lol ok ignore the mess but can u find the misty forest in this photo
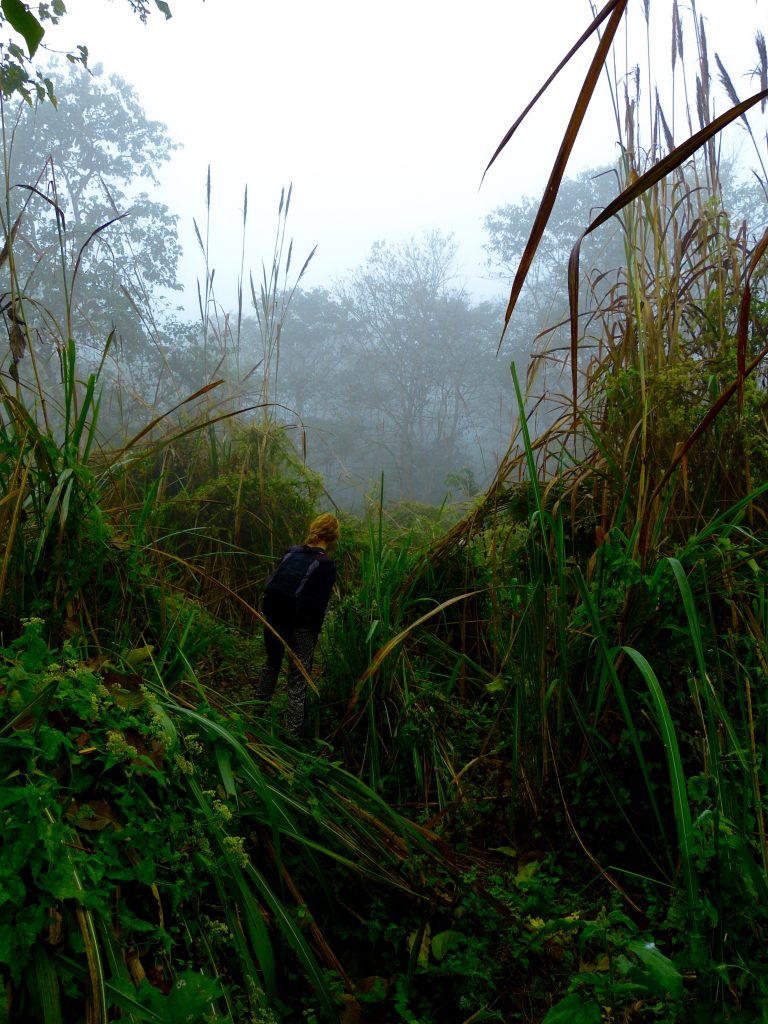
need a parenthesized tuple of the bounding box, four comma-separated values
(1, 1, 768, 1022)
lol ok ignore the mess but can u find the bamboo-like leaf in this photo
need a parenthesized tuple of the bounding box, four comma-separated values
(41, 809, 107, 1024)
(667, 556, 744, 772)
(498, 0, 629, 349)
(215, 742, 237, 799)
(58, 475, 74, 531)
(244, 858, 338, 1020)
(0, 209, 26, 267)
(93, 919, 141, 1024)
(70, 372, 98, 453)
(689, 480, 768, 545)
(33, 468, 74, 567)
(165, 696, 442, 890)
(187, 779, 277, 997)
(0, 453, 33, 605)
(482, 0, 626, 182)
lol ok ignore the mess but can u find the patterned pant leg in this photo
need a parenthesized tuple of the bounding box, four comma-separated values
(285, 628, 317, 735)
(255, 621, 285, 706)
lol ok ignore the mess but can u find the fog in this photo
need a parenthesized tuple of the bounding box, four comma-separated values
(43, 0, 759, 310)
(4, 0, 766, 509)
(42, 0, 630, 308)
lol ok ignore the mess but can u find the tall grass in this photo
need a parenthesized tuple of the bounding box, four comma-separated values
(2, 3, 768, 1020)
(336, 3, 768, 1016)
(0, 135, 464, 1022)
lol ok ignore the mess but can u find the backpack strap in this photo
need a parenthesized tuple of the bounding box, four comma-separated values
(295, 556, 320, 596)
(265, 545, 325, 598)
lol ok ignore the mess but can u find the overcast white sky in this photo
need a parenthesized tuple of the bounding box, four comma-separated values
(37, 0, 768, 316)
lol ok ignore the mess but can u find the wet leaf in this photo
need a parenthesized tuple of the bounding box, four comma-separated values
(1, 0, 44, 57)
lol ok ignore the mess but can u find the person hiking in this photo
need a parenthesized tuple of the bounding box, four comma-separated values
(255, 513, 340, 736)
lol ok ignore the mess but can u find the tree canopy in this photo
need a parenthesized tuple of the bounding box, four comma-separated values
(256, 235, 512, 505)
(3, 63, 181, 397)
(0, 0, 172, 101)
(10, 63, 180, 285)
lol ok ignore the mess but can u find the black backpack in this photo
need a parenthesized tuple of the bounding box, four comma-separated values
(264, 546, 321, 600)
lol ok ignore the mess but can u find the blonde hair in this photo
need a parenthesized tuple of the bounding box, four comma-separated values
(305, 513, 340, 547)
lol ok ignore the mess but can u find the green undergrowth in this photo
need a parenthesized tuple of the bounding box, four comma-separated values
(0, 618, 466, 1023)
(0, 606, 720, 1024)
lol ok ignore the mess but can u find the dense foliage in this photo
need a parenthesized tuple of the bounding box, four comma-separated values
(0, 2, 767, 1022)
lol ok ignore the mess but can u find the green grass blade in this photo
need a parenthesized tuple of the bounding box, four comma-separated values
(573, 570, 671, 869)
(667, 556, 745, 771)
(31, 942, 63, 1024)
(621, 646, 700, 923)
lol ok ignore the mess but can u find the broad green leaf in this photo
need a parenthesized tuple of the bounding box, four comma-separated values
(154, 0, 172, 18)
(542, 993, 601, 1024)
(0, 786, 28, 811)
(1, 0, 44, 57)
(431, 930, 466, 962)
(628, 940, 684, 999)
(124, 645, 155, 667)
(165, 971, 221, 1020)
(515, 859, 540, 886)
(214, 742, 237, 798)
(489, 845, 517, 858)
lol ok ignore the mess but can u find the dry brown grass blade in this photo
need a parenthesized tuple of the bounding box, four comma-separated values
(0, 453, 33, 606)
(76, 903, 106, 1024)
(0, 210, 24, 268)
(114, 379, 225, 454)
(498, 0, 628, 351)
(481, 0, 625, 184)
(567, 84, 768, 413)
(737, 226, 768, 414)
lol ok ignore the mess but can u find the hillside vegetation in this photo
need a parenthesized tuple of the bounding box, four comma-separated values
(0, 2, 767, 1022)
